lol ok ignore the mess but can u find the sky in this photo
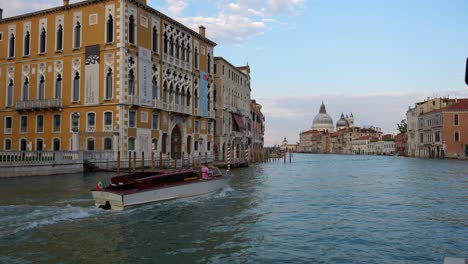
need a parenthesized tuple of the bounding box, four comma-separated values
(2, 0, 468, 146)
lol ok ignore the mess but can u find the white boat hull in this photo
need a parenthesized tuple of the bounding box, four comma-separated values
(92, 177, 229, 210)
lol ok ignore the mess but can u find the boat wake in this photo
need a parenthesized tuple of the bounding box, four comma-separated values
(0, 204, 103, 238)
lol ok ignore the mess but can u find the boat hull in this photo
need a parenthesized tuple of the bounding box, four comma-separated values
(92, 176, 229, 210)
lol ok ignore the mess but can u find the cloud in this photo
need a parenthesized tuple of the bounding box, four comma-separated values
(0, 0, 81, 17)
(171, 0, 304, 44)
(259, 89, 468, 146)
(166, 0, 189, 16)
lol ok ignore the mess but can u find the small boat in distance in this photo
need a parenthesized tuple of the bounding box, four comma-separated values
(91, 167, 230, 210)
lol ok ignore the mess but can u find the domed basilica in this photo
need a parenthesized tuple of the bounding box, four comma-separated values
(311, 102, 354, 132)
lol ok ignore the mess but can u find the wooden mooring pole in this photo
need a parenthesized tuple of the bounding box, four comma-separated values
(133, 151, 136, 174)
(117, 151, 121, 175)
(141, 152, 145, 173)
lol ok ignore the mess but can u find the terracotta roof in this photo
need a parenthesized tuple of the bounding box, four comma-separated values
(423, 99, 468, 115)
(355, 136, 378, 141)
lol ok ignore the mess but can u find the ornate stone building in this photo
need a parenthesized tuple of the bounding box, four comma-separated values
(213, 57, 251, 161)
(0, 0, 216, 160)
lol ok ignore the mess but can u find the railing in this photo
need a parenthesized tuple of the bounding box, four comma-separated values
(83, 151, 114, 161)
(16, 98, 62, 111)
(127, 95, 140, 105)
(153, 99, 164, 110)
(0, 151, 83, 164)
(104, 125, 113, 132)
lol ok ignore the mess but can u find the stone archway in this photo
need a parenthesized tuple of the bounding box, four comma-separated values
(171, 125, 182, 159)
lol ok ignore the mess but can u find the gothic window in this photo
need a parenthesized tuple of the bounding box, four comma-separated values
(128, 15, 135, 44)
(152, 26, 158, 52)
(38, 75, 45, 100)
(169, 83, 174, 103)
(55, 74, 62, 99)
(169, 36, 174, 56)
(106, 68, 113, 99)
(128, 69, 135, 95)
(22, 77, 29, 101)
(455, 131, 460, 142)
(56, 25, 63, 51)
(7, 79, 13, 106)
(208, 53, 211, 73)
(175, 38, 179, 58)
(9, 34, 15, 58)
(152, 76, 158, 99)
(181, 41, 185, 61)
(163, 81, 168, 102)
(163, 33, 168, 53)
(186, 90, 191, 107)
(74, 22, 81, 48)
(24, 31, 30, 56)
(40, 28, 46, 53)
(194, 89, 198, 108)
(106, 15, 114, 43)
(73, 72, 80, 102)
(194, 47, 199, 68)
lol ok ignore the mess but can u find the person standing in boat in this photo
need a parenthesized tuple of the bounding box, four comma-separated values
(201, 163, 211, 180)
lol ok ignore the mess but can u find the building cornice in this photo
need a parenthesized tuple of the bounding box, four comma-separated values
(214, 56, 249, 78)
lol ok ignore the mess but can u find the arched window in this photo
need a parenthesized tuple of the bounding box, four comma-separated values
(175, 38, 179, 58)
(175, 86, 180, 104)
(152, 76, 158, 99)
(7, 79, 13, 106)
(208, 53, 211, 73)
(9, 34, 15, 58)
(186, 90, 191, 107)
(56, 25, 63, 51)
(169, 83, 174, 103)
(40, 28, 46, 53)
(194, 89, 198, 108)
(186, 43, 190, 62)
(207, 93, 211, 112)
(163, 33, 168, 53)
(163, 81, 168, 102)
(194, 141, 199, 151)
(36, 139, 44, 151)
(128, 69, 135, 95)
(73, 72, 80, 102)
(194, 47, 199, 68)
(74, 22, 81, 48)
(455, 132, 460, 142)
(170, 36, 174, 56)
(106, 15, 114, 43)
(181, 41, 185, 61)
(106, 68, 113, 99)
(87, 138, 95, 151)
(22, 77, 29, 101)
(181, 88, 186, 106)
(4, 139, 12, 150)
(20, 139, 27, 151)
(55, 74, 62, 99)
(128, 15, 135, 44)
(87, 112, 96, 131)
(152, 26, 158, 52)
(128, 137, 135, 151)
(53, 138, 60, 151)
(24, 31, 30, 56)
(104, 138, 113, 150)
(38, 75, 45, 100)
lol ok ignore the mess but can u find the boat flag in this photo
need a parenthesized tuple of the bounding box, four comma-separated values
(96, 181, 103, 191)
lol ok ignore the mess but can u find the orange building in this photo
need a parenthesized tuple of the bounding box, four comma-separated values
(0, 0, 216, 158)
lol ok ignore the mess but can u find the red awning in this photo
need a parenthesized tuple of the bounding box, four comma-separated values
(232, 114, 246, 130)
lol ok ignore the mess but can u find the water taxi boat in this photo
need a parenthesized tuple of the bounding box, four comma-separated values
(91, 168, 230, 210)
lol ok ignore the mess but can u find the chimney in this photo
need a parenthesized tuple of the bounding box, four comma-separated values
(0, 9, 3, 20)
(199, 26, 206, 37)
(63, 0, 70, 6)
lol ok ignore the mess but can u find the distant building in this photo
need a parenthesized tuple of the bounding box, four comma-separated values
(418, 99, 468, 159)
(311, 102, 334, 133)
(280, 137, 298, 152)
(395, 133, 407, 156)
(251, 100, 265, 158)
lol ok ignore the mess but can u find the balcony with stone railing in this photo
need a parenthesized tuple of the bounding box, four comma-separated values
(127, 95, 140, 106)
(16, 98, 62, 111)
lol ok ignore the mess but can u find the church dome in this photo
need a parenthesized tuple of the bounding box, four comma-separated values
(336, 113, 349, 130)
(312, 102, 334, 132)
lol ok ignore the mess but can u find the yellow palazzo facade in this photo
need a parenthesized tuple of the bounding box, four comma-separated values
(0, 0, 216, 158)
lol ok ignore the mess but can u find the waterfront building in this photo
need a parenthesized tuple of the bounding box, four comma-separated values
(368, 139, 395, 155)
(251, 100, 265, 159)
(311, 102, 334, 133)
(213, 57, 251, 162)
(406, 97, 455, 157)
(280, 137, 298, 152)
(394, 133, 407, 156)
(0, 0, 217, 160)
(417, 99, 468, 159)
(352, 136, 378, 155)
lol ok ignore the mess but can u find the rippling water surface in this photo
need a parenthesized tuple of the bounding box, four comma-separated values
(0, 154, 467, 263)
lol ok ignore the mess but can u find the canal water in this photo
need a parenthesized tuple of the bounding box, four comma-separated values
(0, 154, 467, 263)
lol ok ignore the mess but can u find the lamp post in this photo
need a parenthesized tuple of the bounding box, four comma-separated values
(71, 112, 80, 151)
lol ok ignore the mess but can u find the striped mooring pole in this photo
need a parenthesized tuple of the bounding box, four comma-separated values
(227, 147, 231, 172)
(245, 147, 249, 162)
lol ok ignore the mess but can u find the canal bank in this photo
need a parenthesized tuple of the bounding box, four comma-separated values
(0, 154, 467, 263)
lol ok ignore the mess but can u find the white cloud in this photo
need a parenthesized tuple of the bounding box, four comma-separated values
(166, 0, 189, 16)
(0, 0, 81, 18)
(260, 89, 468, 146)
